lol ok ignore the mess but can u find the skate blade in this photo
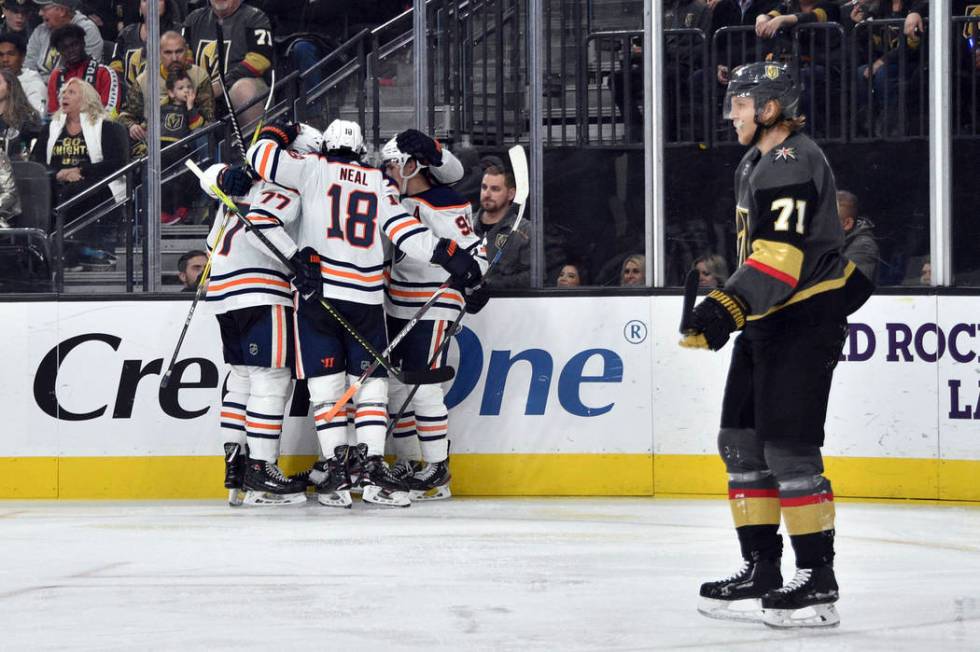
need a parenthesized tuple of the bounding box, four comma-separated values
(228, 488, 244, 507)
(409, 485, 452, 502)
(361, 485, 411, 507)
(242, 490, 308, 506)
(316, 490, 353, 509)
(762, 603, 840, 629)
(697, 597, 763, 623)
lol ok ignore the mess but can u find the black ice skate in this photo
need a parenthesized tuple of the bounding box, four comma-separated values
(391, 458, 423, 481)
(242, 458, 308, 506)
(223, 442, 247, 506)
(697, 557, 783, 623)
(407, 459, 452, 501)
(358, 451, 411, 507)
(311, 446, 354, 508)
(761, 566, 840, 628)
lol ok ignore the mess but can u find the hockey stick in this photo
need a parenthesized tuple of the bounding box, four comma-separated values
(386, 144, 530, 435)
(161, 73, 275, 390)
(214, 18, 249, 163)
(250, 68, 276, 147)
(679, 267, 700, 334)
(183, 158, 455, 387)
(160, 210, 234, 389)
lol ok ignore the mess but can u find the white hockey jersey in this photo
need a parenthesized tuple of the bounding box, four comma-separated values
(385, 185, 488, 322)
(202, 164, 301, 313)
(246, 138, 445, 306)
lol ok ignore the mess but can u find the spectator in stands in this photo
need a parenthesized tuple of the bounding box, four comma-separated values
(0, 68, 42, 157)
(473, 163, 529, 288)
(177, 248, 206, 290)
(0, 32, 45, 115)
(110, 0, 183, 90)
(694, 253, 729, 288)
(838, 190, 879, 283)
(183, 0, 272, 128)
(118, 30, 214, 155)
(556, 261, 588, 288)
(620, 253, 645, 286)
(0, 147, 22, 227)
(25, 0, 103, 78)
(30, 77, 127, 264)
(45, 23, 119, 116)
(2, 0, 35, 40)
(851, 0, 921, 137)
(661, 1, 712, 141)
(260, 0, 347, 97)
(919, 259, 931, 285)
(755, 2, 842, 137)
(79, 1, 129, 42)
(159, 65, 205, 223)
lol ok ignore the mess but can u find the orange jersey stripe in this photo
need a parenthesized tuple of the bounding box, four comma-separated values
(208, 276, 291, 292)
(321, 266, 385, 283)
(417, 424, 447, 432)
(220, 411, 246, 421)
(388, 218, 424, 240)
(258, 142, 274, 178)
(387, 287, 464, 303)
(356, 409, 387, 419)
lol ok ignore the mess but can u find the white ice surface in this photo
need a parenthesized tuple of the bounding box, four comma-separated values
(0, 498, 978, 651)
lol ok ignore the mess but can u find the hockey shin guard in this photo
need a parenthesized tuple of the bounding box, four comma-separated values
(779, 475, 836, 568)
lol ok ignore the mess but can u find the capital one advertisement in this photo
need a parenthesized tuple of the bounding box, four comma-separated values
(2, 295, 979, 465)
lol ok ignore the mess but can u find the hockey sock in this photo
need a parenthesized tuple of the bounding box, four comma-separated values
(220, 368, 249, 448)
(389, 410, 421, 460)
(354, 402, 388, 457)
(780, 476, 836, 568)
(729, 474, 782, 561)
(314, 402, 348, 455)
(245, 395, 286, 462)
(416, 411, 449, 463)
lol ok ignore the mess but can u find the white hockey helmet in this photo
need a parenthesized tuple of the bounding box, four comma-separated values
(323, 119, 366, 156)
(381, 134, 425, 192)
(289, 123, 324, 155)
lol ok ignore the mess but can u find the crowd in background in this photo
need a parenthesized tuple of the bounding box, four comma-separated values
(0, 0, 972, 288)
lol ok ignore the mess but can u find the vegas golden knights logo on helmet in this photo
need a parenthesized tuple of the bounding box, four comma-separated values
(765, 65, 780, 80)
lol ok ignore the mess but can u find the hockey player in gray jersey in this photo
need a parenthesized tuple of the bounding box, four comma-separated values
(381, 130, 488, 501)
(680, 62, 873, 628)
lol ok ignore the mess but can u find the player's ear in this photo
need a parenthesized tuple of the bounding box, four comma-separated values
(761, 99, 781, 125)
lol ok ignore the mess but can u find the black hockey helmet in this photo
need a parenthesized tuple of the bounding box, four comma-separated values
(723, 61, 801, 124)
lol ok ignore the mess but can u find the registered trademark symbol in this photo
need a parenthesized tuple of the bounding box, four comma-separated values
(624, 320, 647, 344)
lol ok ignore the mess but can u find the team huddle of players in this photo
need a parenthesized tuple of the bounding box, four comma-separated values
(199, 119, 487, 509)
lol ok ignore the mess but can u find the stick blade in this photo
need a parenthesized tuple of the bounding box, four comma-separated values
(402, 365, 455, 386)
(508, 144, 529, 206)
(679, 268, 700, 334)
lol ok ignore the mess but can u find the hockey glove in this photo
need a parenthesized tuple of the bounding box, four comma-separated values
(289, 246, 323, 303)
(679, 289, 747, 351)
(396, 128, 443, 166)
(464, 286, 491, 315)
(216, 165, 255, 197)
(431, 238, 482, 289)
(258, 121, 300, 148)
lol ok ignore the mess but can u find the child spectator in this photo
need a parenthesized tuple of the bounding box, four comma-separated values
(160, 65, 203, 223)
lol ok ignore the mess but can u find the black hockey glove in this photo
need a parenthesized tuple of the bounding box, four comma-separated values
(679, 289, 747, 351)
(396, 128, 443, 166)
(258, 121, 300, 148)
(431, 238, 482, 289)
(464, 286, 491, 315)
(289, 246, 322, 303)
(216, 165, 255, 197)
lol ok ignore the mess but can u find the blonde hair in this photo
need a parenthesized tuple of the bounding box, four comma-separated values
(620, 254, 645, 285)
(695, 254, 730, 286)
(55, 78, 106, 125)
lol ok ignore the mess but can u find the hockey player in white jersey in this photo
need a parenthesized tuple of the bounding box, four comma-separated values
(200, 125, 327, 506)
(237, 119, 483, 508)
(381, 130, 487, 501)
